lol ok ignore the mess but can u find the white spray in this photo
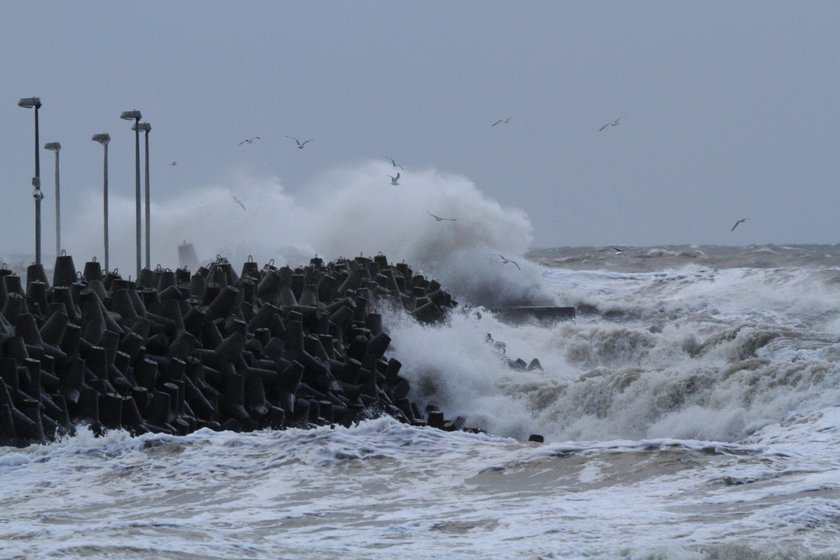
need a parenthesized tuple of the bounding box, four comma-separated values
(64, 161, 555, 307)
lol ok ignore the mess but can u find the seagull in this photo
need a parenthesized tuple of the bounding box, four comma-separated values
(492, 117, 512, 127)
(389, 158, 404, 170)
(229, 195, 247, 212)
(498, 254, 521, 270)
(389, 172, 400, 186)
(599, 117, 623, 132)
(611, 247, 623, 255)
(239, 136, 261, 145)
(287, 136, 314, 149)
(730, 218, 748, 232)
(426, 211, 457, 222)
(169, 161, 177, 166)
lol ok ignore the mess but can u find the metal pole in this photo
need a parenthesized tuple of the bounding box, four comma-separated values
(104, 142, 110, 272)
(54, 149, 61, 256)
(144, 129, 150, 270)
(134, 117, 141, 279)
(34, 106, 42, 265)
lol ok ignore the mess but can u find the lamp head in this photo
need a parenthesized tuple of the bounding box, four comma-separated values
(92, 133, 111, 145)
(18, 97, 42, 109)
(132, 122, 151, 132)
(44, 142, 61, 152)
(120, 109, 142, 121)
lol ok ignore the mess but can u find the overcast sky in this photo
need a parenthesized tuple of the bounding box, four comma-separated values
(2, 1, 839, 265)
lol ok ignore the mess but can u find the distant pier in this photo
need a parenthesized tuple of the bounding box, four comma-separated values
(490, 305, 576, 323)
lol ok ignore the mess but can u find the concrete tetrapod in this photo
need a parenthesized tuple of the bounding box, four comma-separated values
(0, 253, 483, 447)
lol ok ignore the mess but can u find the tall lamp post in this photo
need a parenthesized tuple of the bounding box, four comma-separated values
(18, 96, 43, 265)
(44, 142, 62, 258)
(133, 122, 151, 270)
(120, 109, 142, 279)
(92, 133, 111, 271)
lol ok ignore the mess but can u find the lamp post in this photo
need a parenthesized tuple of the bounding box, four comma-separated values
(120, 109, 142, 278)
(133, 122, 151, 269)
(18, 96, 43, 264)
(92, 133, 111, 271)
(44, 142, 62, 258)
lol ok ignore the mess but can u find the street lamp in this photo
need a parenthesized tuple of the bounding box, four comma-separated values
(92, 133, 111, 271)
(18, 96, 43, 264)
(44, 142, 62, 258)
(120, 109, 142, 278)
(132, 122, 151, 270)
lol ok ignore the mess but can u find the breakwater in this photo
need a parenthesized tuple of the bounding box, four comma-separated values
(0, 252, 463, 447)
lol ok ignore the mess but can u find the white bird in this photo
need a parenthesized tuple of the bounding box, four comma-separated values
(498, 254, 521, 270)
(730, 218, 748, 232)
(599, 117, 623, 132)
(287, 136, 314, 149)
(426, 211, 457, 222)
(239, 136, 260, 145)
(389, 158, 404, 170)
(230, 195, 247, 212)
(492, 117, 512, 127)
(389, 172, 400, 186)
(611, 247, 623, 255)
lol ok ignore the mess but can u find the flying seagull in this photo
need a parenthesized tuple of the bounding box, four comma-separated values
(498, 254, 521, 270)
(229, 195, 247, 212)
(611, 247, 623, 255)
(169, 161, 177, 166)
(426, 211, 457, 222)
(239, 136, 260, 145)
(389, 158, 404, 170)
(287, 136, 314, 149)
(730, 218, 748, 232)
(389, 172, 400, 186)
(599, 117, 623, 132)
(492, 117, 512, 127)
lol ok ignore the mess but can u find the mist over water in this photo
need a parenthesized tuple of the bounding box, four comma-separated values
(62, 161, 555, 307)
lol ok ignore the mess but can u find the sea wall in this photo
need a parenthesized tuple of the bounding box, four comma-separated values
(0, 253, 464, 447)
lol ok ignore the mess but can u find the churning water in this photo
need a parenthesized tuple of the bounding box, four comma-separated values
(3, 243, 840, 559)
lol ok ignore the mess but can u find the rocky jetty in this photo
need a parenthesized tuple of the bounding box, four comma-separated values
(0, 253, 464, 447)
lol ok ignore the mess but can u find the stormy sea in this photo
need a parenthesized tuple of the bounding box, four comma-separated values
(2, 241, 840, 559)
(1, 163, 839, 558)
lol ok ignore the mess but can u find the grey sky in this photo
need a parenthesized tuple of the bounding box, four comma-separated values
(2, 1, 839, 265)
